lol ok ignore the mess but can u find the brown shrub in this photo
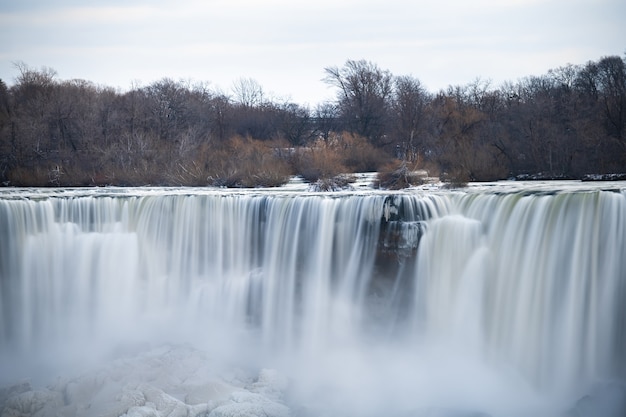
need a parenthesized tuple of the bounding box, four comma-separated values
(466, 149, 508, 181)
(308, 174, 356, 191)
(330, 132, 390, 172)
(6, 157, 101, 186)
(375, 160, 427, 189)
(7, 165, 51, 187)
(206, 136, 292, 188)
(438, 142, 508, 183)
(291, 132, 390, 183)
(291, 143, 347, 182)
(441, 169, 470, 188)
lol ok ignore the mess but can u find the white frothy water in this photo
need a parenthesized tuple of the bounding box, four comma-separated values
(0, 184, 624, 416)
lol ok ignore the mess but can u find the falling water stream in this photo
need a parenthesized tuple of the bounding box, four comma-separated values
(0, 182, 624, 416)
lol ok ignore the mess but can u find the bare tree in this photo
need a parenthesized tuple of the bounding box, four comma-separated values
(392, 75, 430, 161)
(276, 102, 312, 146)
(324, 59, 393, 146)
(596, 56, 626, 144)
(313, 101, 339, 141)
(232, 77, 264, 108)
(0, 79, 11, 182)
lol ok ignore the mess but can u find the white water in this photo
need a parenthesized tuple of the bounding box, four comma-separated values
(0, 183, 625, 416)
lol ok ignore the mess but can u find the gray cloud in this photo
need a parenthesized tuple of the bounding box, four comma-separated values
(1, 0, 624, 104)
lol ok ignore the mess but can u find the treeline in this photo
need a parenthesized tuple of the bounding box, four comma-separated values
(0, 55, 625, 187)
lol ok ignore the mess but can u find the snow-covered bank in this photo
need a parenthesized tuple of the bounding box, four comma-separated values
(0, 345, 289, 417)
(2, 344, 624, 417)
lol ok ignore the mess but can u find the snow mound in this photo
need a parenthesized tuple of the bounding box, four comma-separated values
(209, 391, 290, 417)
(0, 345, 291, 417)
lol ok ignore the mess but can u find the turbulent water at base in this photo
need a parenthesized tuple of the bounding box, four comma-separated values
(0, 184, 625, 416)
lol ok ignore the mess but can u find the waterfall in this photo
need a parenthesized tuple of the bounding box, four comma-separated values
(412, 190, 626, 392)
(0, 185, 624, 415)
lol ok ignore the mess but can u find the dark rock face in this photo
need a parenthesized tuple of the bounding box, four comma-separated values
(378, 195, 431, 258)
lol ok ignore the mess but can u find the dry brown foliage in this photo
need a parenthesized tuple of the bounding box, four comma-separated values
(375, 160, 428, 189)
(205, 136, 293, 188)
(291, 132, 390, 183)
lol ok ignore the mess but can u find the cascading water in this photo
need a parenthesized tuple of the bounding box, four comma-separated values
(0, 184, 624, 416)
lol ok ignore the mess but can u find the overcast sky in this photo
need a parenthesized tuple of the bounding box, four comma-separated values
(1, 0, 624, 106)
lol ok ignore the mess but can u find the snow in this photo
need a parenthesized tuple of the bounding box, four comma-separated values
(0, 174, 625, 201)
(0, 345, 290, 417)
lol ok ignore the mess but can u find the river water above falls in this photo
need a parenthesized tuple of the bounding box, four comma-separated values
(0, 181, 625, 417)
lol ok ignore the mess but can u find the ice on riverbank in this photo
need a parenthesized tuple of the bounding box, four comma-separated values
(0, 345, 290, 417)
